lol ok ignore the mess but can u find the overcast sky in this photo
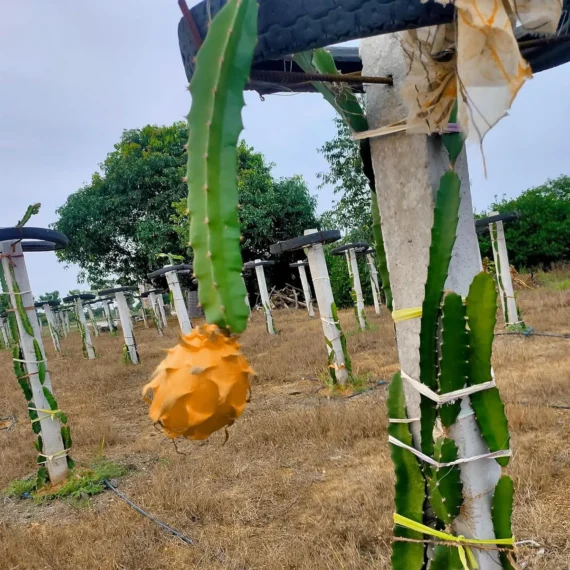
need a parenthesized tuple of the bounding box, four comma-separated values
(2, 1, 569, 298)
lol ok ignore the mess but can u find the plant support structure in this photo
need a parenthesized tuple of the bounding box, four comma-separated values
(244, 259, 276, 334)
(290, 260, 314, 317)
(99, 287, 139, 364)
(0, 225, 72, 486)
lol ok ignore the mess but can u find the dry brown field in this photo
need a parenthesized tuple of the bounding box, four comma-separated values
(1, 283, 569, 569)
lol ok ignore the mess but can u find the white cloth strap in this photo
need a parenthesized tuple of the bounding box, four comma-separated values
(400, 370, 496, 405)
(388, 435, 511, 468)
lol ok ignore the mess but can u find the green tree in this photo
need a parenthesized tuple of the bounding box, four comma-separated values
(318, 118, 372, 240)
(479, 175, 570, 269)
(37, 291, 61, 303)
(53, 123, 189, 284)
(173, 142, 318, 263)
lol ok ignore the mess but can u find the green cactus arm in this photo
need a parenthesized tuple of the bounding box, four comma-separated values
(418, 169, 461, 458)
(466, 273, 510, 467)
(42, 387, 59, 411)
(492, 475, 516, 570)
(442, 103, 464, 167)
(428, 437, 463, 525)
(438, 293, 469, 427)
(293, 49, 368, 133)
(16, 203, 41, 228)
(429, 546, 463, 570)
(387, 372, 425, 570)
(187, 0, 256, 334)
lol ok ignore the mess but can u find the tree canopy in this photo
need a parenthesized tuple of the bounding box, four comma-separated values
(54, 123, 317, 285)
(318, 118, 372, 242)
(37, 291, 61, 303)
(479, 175, 570, 269)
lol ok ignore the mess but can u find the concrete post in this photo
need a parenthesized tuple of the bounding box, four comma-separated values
(489, 212, 519, 326)
(0, 317, 8, 347)
(253, 260, 276, 334)
(86, 305, 100, 337)
(348, 249, 366, 329)
(61, 310, 70, 336)
(42, 304, 62, 352)
(1, 241, 68, 484)
(75, 299, 96, 360)
(138, 285, 149, 328)
(148, 292, 164, 336)
(297, 264, 315, 318)
(362, 34, 500, 568)
(101, 300, 116, 333)
(165, 269, 192, 335)
(304, 230, 350, 386)
(366, 253, 381, 315)
(115, 292, 139, 364)
(156, 293, 168, 328)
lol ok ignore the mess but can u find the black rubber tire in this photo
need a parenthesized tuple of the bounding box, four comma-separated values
(475, 212, 519, 227)
(270, 230, 341, 254)
(243, 260, 276, 270)
(63, 294, 96, 303)
(0, 227, 68, 251)
(34, 299, 61, 308)
(178, 0, 570, 84)
(330, 242, 369, 256)
(98, 286, 138, 296)
(140, 289, 165, 298)
(148, 264, 192, 278)
(178, 0, 450, 84)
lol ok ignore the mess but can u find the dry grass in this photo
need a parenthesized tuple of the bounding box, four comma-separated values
(1, 289, 569, 569)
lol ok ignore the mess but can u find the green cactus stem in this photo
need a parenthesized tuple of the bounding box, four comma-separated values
(16, 203, 41, 228)
(331, 302, 352, 377)
(186, 0, 257, 334)
(9, 267, 34, 336)
(438, 293, 469, 427)
(492, 476, 516, 570)
(428, 437, 463, 525)
(33, 339, 46, 384)
(387, 372, 425, 570)
(418, 169, 461, 458)
(465, 273, 510, 466)
(430, 546, 463, 570)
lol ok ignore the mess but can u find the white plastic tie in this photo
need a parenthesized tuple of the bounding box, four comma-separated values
(389, 418, 421, 424)
(388, 436, 511, 468)
(400, 370, 496, 405)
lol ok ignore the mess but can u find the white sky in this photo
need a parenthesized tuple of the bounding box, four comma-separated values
(2, 1, 569, 297)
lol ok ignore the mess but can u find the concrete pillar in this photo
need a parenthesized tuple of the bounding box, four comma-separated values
(304, 230, 350, 386)
(489, 212, 519, 326)
(115, 292, 139, 364)
(362, 34, 500, 568)
(42, 304, 61, 352)
(156, 294, 168, 328)
(298, 264, 314, 318)
(86, 305, 100, 337)
(1, 241, 68, 484)
(254, 260, 276, 334)
(366, 253, 381, 315)
(75, 299, 96, 360)
(348, 249, 366, 329)
(101, 300, 116, 333)
(165, 269, 192, 335)
(0, 317, 9, 347)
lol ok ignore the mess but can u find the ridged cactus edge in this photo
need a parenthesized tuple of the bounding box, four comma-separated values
(186, 0, 257, 334)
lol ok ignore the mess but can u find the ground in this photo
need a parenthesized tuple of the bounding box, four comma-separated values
(1, 284, 569, 569)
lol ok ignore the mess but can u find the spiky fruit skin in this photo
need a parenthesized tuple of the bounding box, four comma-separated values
(143, 324, 253, 440)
